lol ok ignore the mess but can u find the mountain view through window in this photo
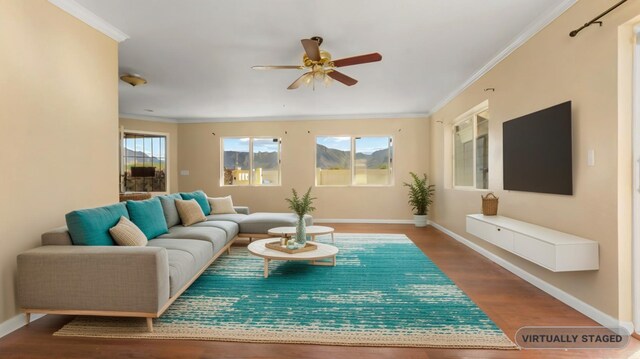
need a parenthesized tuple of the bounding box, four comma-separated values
(222, 137, 280, 186)
(316, 136, 392, 186)
(121, 133, 167, 192)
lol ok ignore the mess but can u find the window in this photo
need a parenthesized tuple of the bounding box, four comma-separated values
(316, 136, 352, 186)
(316, 136, 393, 186)
(121, 132, 167, 192)
(222, 137, 281, 186)
(453, 106, 489, 189)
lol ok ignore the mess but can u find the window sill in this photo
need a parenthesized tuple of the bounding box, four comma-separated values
(452, 186, 491, 192)
(220, 185, 282, 187)
(315, 185, 395, 188)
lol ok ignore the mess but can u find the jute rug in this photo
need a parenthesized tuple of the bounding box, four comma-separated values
(55, 233, 517, 349)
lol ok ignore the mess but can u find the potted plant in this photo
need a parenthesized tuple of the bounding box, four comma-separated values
(285, 187, 316, 246)
(403, 172, 435, 227)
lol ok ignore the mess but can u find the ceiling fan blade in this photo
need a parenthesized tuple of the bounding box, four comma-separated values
(327, 70, 358, 86)
(287, 72, 313, 90)
(332, 53, 382, 67)
(252, 65, 305, 70)
(301, 39, 321, 61)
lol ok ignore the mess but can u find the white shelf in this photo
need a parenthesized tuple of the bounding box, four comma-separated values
(466, 214, 599, 272)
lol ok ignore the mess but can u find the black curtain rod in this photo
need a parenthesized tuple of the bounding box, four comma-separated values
(569, 0, 628, 37)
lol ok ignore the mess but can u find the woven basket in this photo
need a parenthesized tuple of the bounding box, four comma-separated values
(481, 192, 499, 216)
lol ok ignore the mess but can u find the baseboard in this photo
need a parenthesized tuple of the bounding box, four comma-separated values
(314, 218, 415, 224)
(0, 313, 45, 338)
(430, 221, 635, 333)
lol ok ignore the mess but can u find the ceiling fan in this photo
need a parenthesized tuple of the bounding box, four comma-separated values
(252, 36, 382, 90)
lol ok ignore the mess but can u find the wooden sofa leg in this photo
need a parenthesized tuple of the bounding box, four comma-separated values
(146, 317, 154, 333)
(227, 246, 231, 255)
(25, 312, 31, 325)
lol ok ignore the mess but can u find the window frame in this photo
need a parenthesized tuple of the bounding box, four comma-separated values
(220, 136, 282, 187)
(120, 128, 170, 195)
(451, 102, 489, 191)
(314, 135, 394, 187)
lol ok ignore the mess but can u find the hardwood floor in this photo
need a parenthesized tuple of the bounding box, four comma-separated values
(1, 224, 638, 358)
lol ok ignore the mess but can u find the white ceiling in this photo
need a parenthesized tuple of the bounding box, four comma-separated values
(66, 0, 573, 122)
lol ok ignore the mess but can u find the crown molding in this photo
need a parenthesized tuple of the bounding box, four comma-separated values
(119, 113, 179, 123)
(429, 0, 577, 115)
(176, 112, 430, 123)
(119, 112, 430, 124)
(48, 0, 129, 42)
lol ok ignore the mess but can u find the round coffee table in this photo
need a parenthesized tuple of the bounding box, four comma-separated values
(267, 225, 335, 242)
(247, 238, 339, 278)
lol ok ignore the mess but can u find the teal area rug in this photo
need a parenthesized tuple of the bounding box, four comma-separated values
(55, 234, 516, 349)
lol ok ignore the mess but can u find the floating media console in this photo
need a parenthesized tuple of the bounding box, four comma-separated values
(466, 214, 599, 272)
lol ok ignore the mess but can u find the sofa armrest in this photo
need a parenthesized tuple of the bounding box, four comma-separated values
(234, 206, 250, 215)
(41, 226, 72, 246)
(18, 246, 170, 315)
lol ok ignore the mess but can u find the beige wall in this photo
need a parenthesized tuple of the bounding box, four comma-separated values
(0, 0, 118, 323)
(429, 1, 640, 321)
(178, 118, 429, 219)
(119, 118, 179, 193)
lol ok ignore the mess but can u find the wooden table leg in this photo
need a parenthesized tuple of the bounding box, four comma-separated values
(309, 257, 336, 266)
(264, 258, 270, 278)
(331, 232, 335, 243)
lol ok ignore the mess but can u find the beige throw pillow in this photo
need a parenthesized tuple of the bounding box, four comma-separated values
(175, 199, 207, 226)
(109, 216, 148, 246)
(208, 196, 237, 215)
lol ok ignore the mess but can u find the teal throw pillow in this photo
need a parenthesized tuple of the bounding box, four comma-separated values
(65, 202, 129, 246)
(180, 190, 211, 215)
(158, 193, 182, 227)
(126, 197, 169, 239)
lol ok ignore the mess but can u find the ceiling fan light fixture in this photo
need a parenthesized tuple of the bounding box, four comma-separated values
(323, 73, 333, 87)
(255, 36, 382, 90)
(120, 74, 147, 87)
(303, 74, 313, 85)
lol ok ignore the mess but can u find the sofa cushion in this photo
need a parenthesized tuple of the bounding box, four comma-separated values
(175, 199, 206, 226)
(180, 190, 211, 215)
(206, 213, 248, 223)
(158, 193, 182, 227)
(65, 203, 129, 246)
(239, 213, 313, 234)
(158, 226, 227, 253)
(192, 221, 239, 242)
(109, 216, 148, 246)
(146, 238, 213, 297)
(126, 197, 169, 239)
(208, 196, 236, 214)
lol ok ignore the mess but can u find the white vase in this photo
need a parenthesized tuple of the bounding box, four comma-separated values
(414, 215, 428, 227)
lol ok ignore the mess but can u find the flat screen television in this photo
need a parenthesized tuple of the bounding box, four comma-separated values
(503, 101, 573, 195)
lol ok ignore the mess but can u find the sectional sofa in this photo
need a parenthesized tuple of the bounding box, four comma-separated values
(17, 191, 312, 332)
